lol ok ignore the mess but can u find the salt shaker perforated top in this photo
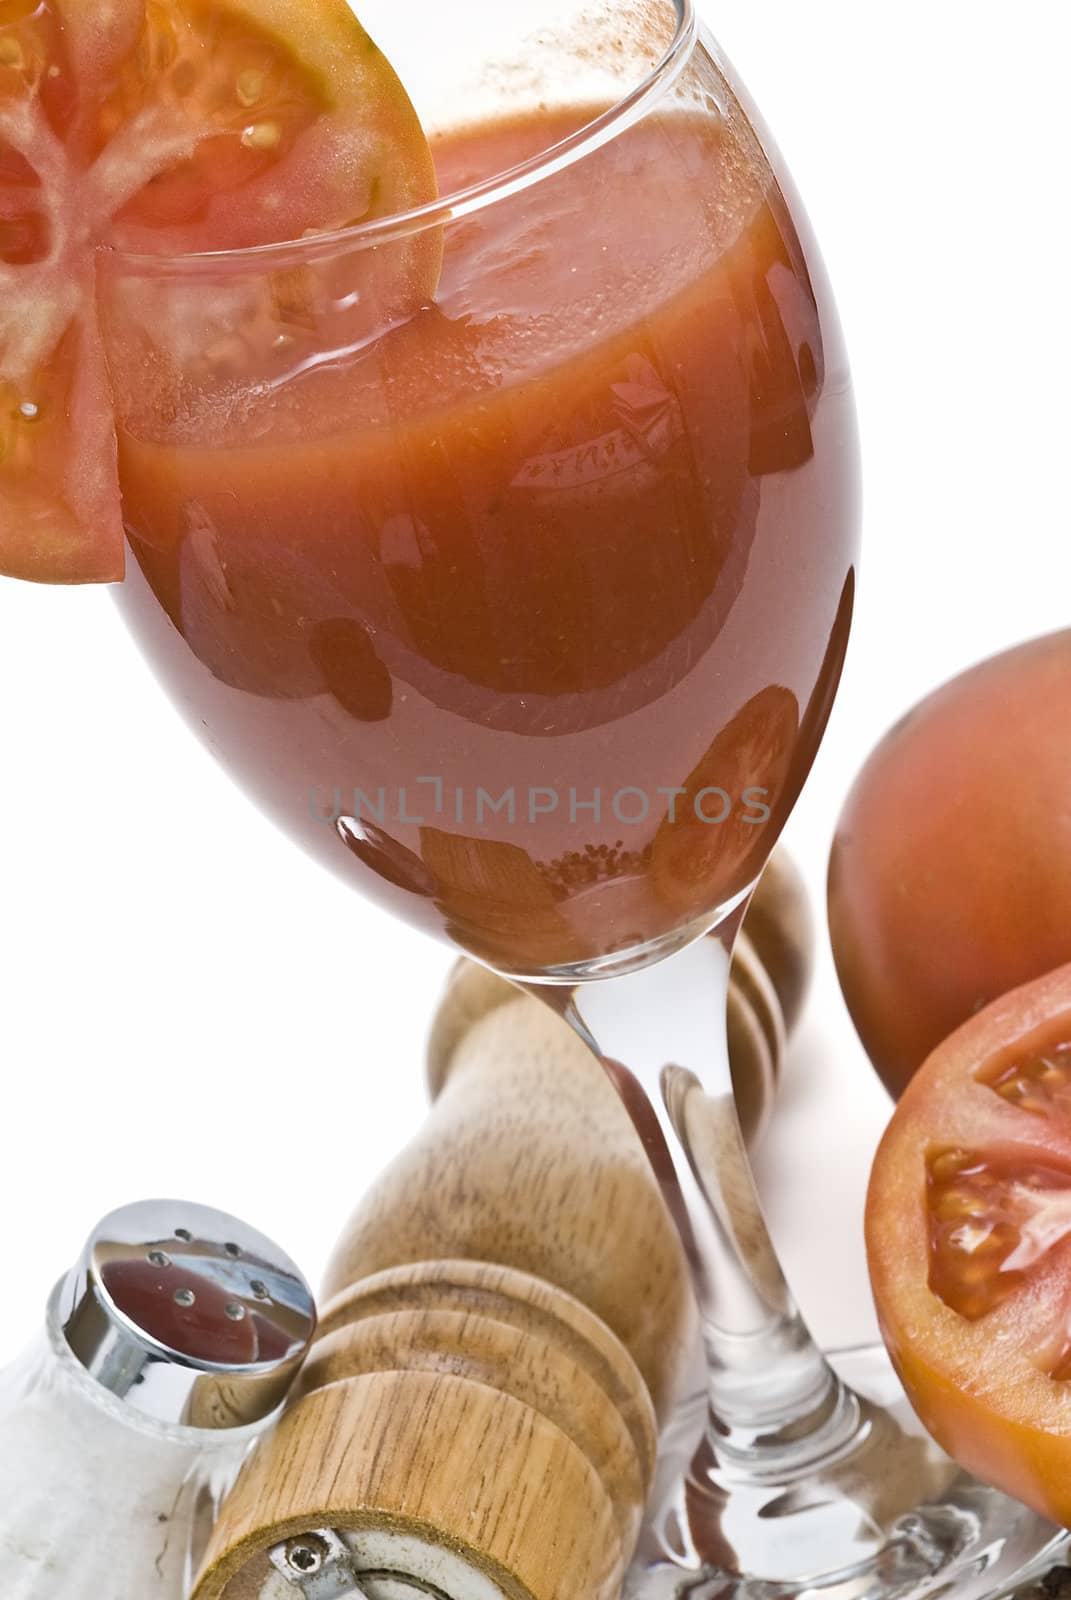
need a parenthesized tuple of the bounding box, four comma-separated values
(0, 1199, 316, 1599)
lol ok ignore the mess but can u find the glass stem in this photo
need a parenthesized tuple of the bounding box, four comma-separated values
(529, 927, 856, 1468)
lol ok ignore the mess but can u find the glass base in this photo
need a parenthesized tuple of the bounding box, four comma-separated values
(506, 895, 748, 987)
(628, 1344, 1067, 1600)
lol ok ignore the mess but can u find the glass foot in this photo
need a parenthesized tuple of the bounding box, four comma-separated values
(628, 1344, 1068, 1600)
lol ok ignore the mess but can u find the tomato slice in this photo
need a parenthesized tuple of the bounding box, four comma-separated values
(650, 684, 800, 918)
(866, 962, 1071, 1524)
(0, 0, 437, 584)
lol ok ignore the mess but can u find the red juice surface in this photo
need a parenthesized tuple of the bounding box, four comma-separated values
(112, 104, 858, 976)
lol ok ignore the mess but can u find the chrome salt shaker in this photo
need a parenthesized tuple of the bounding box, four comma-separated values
(0, 1199, 316, 1599)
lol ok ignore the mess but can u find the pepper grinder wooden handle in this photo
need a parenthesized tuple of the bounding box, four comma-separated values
(192, 854, 812, 1600)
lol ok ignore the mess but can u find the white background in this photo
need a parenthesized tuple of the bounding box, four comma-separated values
(1, 1, 1069, 1365)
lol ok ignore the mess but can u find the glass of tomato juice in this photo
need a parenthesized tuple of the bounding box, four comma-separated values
(96, 0, 1062, 1594)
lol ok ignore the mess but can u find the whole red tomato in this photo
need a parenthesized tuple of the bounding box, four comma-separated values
(829, 629, 1071, 1098)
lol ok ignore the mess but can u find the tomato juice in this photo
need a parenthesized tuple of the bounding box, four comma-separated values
(112, 103, 858, 975)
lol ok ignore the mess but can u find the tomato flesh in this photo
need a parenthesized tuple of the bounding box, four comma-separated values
(982, 1042, 1071, 1120)
(0, 0, 437, 584)
(867, 963, 1071, 1524)
(926, 1145, 1071, 1323)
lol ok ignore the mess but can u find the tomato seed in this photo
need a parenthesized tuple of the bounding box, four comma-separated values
(930, 1149, 973, 1181)
(950, 1223, 1002, 1256)
(980, 1043, 1071, 1120)
(236, 69, 265, 106)
(935, 1192, 974, 1220)
(0, 37, 25, 69)
(957, 1260, 997, 1286)
(241, 121, 282, 151)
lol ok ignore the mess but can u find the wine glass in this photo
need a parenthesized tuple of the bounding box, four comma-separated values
(99, 1, 1065, 1594)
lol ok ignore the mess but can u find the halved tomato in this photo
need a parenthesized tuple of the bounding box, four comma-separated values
(866, 962, 1071, 1524)
(0, 0, 438, 584)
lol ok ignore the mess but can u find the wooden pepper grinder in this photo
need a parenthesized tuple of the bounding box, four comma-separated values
(192, 854, 812, 1600)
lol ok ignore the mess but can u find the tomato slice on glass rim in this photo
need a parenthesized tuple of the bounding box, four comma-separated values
(0, 0, 438, 584)
(866, 962, 1071, 1524)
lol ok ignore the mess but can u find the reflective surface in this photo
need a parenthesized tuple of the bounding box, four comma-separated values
(638, 1346, 1069, 1600)
(109, 28, 858, 980)
(0, 1198, 309, 1600)
(59, 1198, 316, 1427)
